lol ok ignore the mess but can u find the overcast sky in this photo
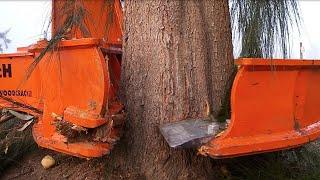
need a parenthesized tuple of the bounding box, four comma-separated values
(0, 0, 51, 52)
(0, 0, 319, 59)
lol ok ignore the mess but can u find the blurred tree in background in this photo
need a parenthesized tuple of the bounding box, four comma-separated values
(0, 29, 11, 53)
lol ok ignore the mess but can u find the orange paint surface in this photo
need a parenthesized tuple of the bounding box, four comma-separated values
(201, 58, 320, 158)
(0, 0, 123, 158)
(52, 0, 123, 46)
(2, 0, 320, 159)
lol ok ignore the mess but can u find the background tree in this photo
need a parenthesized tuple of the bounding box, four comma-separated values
(0, 29, 11, 53)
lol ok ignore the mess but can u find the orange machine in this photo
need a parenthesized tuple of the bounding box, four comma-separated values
(2, 0, 320, 159)
(199, 58, 320, 158)
(0, 0, 124, 158)
(161, 58, 320, 158)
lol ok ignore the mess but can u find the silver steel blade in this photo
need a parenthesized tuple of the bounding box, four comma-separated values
(160, 118, 223, 148)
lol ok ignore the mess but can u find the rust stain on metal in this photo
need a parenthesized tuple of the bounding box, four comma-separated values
(88, 100, 97, 111)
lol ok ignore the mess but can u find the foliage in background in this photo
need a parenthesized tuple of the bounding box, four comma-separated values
(231, 0, 300, 58)
(0, 29, 11, 53)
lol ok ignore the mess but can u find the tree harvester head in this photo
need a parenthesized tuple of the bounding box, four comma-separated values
(161, 58, 320, 158)
(0, 0, 124, 158)
(1, 0, 320, 160)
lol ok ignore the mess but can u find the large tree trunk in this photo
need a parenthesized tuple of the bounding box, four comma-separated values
(111, 0, 234, 179)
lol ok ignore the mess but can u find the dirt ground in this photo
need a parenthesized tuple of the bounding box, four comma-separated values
(2, 144, 320, 180)
(0, 148, 106, 180)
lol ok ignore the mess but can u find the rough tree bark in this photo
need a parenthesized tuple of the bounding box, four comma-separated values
(110, 0, 234, 179)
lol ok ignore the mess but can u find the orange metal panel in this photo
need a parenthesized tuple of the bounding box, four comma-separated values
(52, 0, 123, 46)
(200, 58, 320, 158)
(0, 38, 119, 158)
(32, 38, 112, 157)
(0, 53, 43, 115)
(0, 0, 124, 158)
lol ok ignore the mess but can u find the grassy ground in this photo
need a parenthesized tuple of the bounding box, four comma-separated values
(215, 142, 320, 180)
